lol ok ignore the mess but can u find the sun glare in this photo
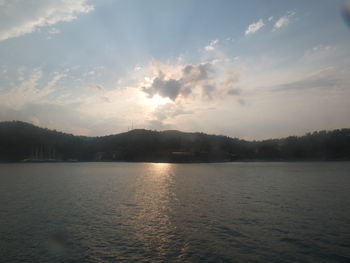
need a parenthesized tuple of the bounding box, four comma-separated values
(143, 94, 171, 107)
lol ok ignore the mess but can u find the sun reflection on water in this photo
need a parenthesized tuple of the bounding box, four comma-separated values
(125, 163, 178, 260)
(148, 162, 172, 178)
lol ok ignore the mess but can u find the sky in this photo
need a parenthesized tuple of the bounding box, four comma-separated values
(0, 0, 350, 140)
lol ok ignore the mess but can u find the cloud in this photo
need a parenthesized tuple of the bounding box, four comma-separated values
(147, 119, 172, 130)
(344, 3, 350, 27)
(100, 96, 111, 103)
(272, 67, 347, 92)
(274, 11, 295, 30)
(301, 45, 340, 66)
(222, 73, 239, 91)
(183, 63, 214, 83)
(268, 16, 274, 22)
(142, 63, 215, 101)
(245, 19, 264, 35)
(0, 69, 63, 110)
(202, 85, 216, 99)
(204, 39, 219, 51)
(143, 77, 182, 100)
(153, 103, 192, 121)
(139, 58, 247, 109)
(0, 0, 93, 41)
(0, 103, 98, 136)
(147, 103, 193, 130)
(48, 28, 60, 35)
(227, 88, 241, 95)
(88, 84, 104, 92)
(305, 45, 336, 58)
(139, 59, 247, 131)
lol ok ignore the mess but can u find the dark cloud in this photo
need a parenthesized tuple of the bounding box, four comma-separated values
(142, 63, 215, 101)
(272, 69, 343, 92)
(142, 77, 181, 100)
(182, 63, 213, 82)
(142, 62, 247, 122)
(100, 96, 111, 103)
(238, 98, 246, 106)
(343, 3, 350, 27)
(88, 84, 104, 91)
(202, 85, 215, 99)
(227, 88, 241, 95)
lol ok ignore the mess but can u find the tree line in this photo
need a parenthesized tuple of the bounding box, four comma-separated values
(0, 121, 349, 162)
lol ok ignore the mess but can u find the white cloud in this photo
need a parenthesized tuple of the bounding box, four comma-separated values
(153, 103, 192, 122)
(268, 16, 274, 22)
(245, 19, 264, 35)
(204, 39, 219, 51)
(274, 11, 295, 30)
(48, 28, 60, 35)
(302, 45, 339, 64)
(311, 45, 335, 53)
(205, 46, 215, 51)
(0, 0, 94, 41)
(0, 69, 64, 110)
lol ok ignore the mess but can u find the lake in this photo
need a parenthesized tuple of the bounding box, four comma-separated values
(0, 162, 349, 262)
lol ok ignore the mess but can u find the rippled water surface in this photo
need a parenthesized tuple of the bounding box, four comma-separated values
(1, 162, 350, 262)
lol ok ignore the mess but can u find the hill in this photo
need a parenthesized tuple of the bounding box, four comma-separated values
(0, 121, 350, 162)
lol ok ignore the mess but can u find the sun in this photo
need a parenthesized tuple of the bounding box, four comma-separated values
(143, 94, 171, 107)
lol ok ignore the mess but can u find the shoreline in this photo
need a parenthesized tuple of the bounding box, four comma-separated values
(1, 159, 349, 164)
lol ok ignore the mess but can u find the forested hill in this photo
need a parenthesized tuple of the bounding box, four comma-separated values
(0, 121, 350, 162)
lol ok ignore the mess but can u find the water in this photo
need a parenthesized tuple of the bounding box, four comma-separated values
(0, 162, 349, 263)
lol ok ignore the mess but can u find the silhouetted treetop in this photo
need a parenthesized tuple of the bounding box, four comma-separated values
(0, 121, 349, 162)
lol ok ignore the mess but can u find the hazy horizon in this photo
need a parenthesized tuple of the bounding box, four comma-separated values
(1, 0, 350, 140)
